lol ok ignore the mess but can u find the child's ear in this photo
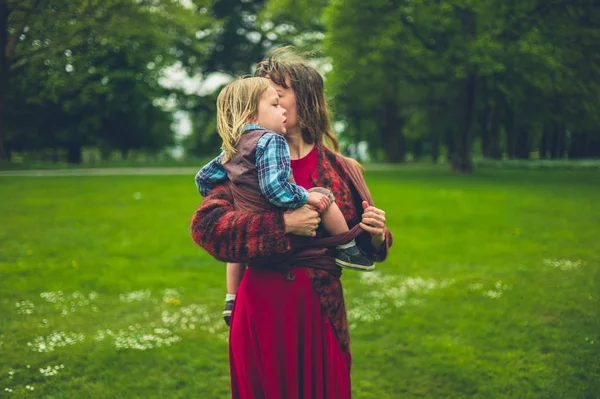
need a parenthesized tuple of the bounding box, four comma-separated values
(246, 112, 258, 124)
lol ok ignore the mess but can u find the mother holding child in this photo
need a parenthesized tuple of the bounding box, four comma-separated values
(191, 47, 393, 399)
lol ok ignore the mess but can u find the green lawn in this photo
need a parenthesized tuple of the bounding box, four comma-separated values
(1, 167, 598, 398)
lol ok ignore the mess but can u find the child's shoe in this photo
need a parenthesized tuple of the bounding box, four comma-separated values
(335, 244, 375, 271)
(223, 299, 234, 326)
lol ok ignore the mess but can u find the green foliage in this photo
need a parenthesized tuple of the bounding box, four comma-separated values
(323, 0, 600, 168)
(4, 0, 213, 161)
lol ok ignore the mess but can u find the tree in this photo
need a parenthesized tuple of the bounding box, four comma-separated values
(3, 0, 211, 162)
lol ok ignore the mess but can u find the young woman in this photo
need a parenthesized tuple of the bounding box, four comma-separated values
(191, 48, 393, 399)
(195, 76, 374, 325)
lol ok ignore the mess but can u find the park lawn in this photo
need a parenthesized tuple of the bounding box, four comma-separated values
(0, 167, 598, 398)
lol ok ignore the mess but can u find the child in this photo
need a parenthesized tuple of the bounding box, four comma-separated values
(195, 77, 373, 326)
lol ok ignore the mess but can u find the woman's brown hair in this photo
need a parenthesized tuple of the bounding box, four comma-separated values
(254, 46, 340, 153)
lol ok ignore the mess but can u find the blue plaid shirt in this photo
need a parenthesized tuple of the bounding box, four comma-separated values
(195, 124, 309, 208)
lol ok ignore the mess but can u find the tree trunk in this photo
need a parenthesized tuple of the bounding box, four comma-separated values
(588, 133, 600, 158)
(479, 104, 490, 158)
(380, 100, 405, 163)
(381, 127, 405, 162)
(549, 122, 565, 159)
(514, 125, 530, 159)
(478, 78, 491, 158)
(351, 115, 362, 163)
(67, 145, 82, 164)
(444, 127, 454, 163)
(430, 130, 440, 164)
(427, 88, 440, 164)
(452, 7, 477, 173)
(452, 73, 477, 173)
(100, 146, 111, 161)
(412, 139, 423, 162)
(0, 4, 9, 161)
(568, 132, 587, 159)
(539, 124, 551, 159)
(488, 91, 503, 159)
(505, 105, 515, 159)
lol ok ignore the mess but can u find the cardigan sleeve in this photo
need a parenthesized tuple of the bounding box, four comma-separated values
(357, 228, 393, 262)
(190, 182, 293, 263)
(337, 152, 394, 263)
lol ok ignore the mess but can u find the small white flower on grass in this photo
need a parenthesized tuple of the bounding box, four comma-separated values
(40, 290, 97, 316)
(484, 290, 502, 299)
(469, 283, 483, 291)
(469, 280, 510, 299)
(95, 329, 114, 342)
(25, 385, 34, 391)
(39, 364, 65, 377)
(41, 291, 65, 304)
(482, 280, 510, 299)
(112, 326, 181, 350)
(119, 290, 152, 303)
(543, 259, 582, 271)
(28, 331, 85, 353)
(347, 273, 454, 326)
(4, 387, 13, 393)
(15, 300, 35, 314)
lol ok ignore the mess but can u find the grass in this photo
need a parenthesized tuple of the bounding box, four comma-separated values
(0, 166, 598, 398)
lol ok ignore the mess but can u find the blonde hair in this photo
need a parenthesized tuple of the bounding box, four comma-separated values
(255, 46, 340, 153)
(216, 77, 270, 163)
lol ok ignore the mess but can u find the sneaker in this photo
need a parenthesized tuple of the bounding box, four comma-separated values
(335, 245, 375, 271)
(223, 299, 234, 327)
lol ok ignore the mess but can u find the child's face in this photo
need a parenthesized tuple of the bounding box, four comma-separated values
(252, 86, 287, 134)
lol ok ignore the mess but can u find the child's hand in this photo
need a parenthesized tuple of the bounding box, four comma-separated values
(307, 192, 331, 212)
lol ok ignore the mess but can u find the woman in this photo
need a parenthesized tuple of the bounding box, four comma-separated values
(191, 48, 393, 398)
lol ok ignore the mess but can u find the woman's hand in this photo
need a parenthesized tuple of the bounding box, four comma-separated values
(283, 205, 321, 237)
(359, 201, 386, 249)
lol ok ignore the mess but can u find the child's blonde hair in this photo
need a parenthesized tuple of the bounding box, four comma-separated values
(216, 76, 270, 164)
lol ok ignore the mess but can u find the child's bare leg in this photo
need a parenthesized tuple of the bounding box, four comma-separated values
(314, 190, 375, 271)
(223, 262, 245, 326)
(226, 262, 245, 295)
(320, 202, 350, 235)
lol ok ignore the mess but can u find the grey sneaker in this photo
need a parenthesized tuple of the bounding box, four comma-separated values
(223, 299, 234, 327)
(335, 244, 375, 271)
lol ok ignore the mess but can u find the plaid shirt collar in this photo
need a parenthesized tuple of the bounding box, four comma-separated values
(244, 123, 267, 132)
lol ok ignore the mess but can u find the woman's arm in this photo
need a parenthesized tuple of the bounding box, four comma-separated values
(190, 183, 321, 262)
(191, 183, 291, 262)
(357, 224, 393, 262)
(334, 152, 394, 262)
(359, 200, 393, 262)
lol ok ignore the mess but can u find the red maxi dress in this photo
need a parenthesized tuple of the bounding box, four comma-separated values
(229, 147, 351, 399)
(191, 144, 393, 399)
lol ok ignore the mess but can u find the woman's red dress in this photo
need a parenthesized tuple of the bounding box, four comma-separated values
(229, 146, 351, 399)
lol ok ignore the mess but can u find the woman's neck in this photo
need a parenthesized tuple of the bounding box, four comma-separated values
(285, 128, 315, 160)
